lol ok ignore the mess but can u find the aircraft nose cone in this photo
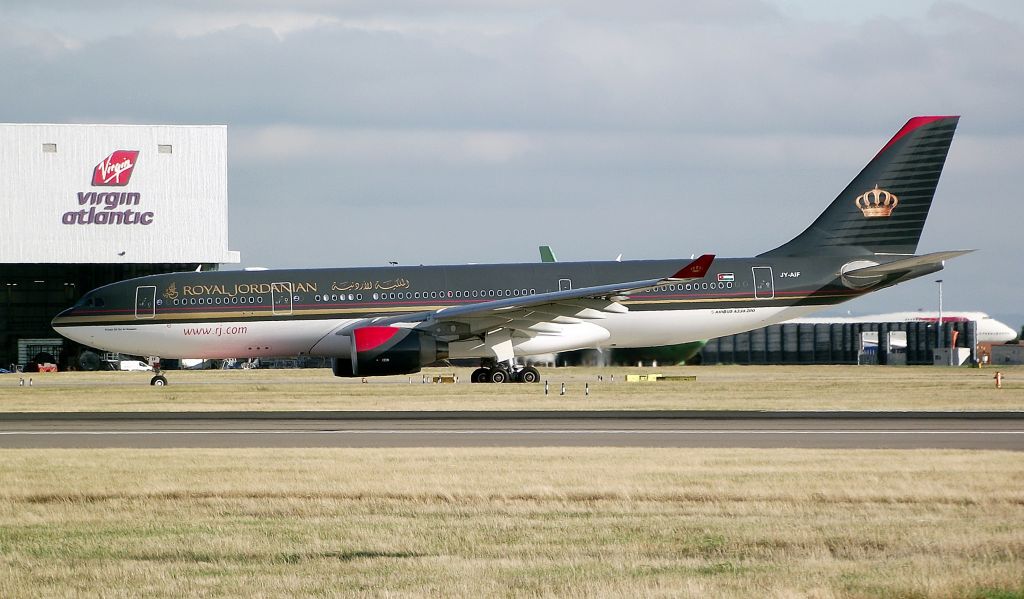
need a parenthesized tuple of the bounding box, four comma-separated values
(51, 307, 83, 342)
(1001, 323, 1020, 342)
(51, 307, 74, 327)
(55, 305, 74, 317)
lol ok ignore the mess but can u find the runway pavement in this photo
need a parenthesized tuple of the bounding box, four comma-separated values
(1, 411, 1022, 449)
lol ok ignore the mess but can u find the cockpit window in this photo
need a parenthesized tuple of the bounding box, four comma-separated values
(74, 295, 105, 308)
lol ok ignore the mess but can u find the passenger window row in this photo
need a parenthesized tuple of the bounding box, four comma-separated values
(647, 282, 733, 293)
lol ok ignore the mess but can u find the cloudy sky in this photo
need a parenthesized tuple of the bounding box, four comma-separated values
(4, 0, 1023, 326)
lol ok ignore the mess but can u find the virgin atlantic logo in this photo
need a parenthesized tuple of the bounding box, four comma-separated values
(62, 149, 153, 226)
(92, 150, 139, 186)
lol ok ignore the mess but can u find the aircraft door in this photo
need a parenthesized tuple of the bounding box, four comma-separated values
(135, 286, 156, 319)
(752, 267, 774, 299)
(559, 279, 572, 291)
(271, 282, 293, 315)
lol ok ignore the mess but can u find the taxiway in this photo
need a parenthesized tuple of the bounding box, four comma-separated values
(1, 411, 1021, 450)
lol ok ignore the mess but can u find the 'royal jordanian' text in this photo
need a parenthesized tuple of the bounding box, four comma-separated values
(182, 282, 318, 297)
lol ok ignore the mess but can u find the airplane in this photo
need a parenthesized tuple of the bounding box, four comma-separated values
(785, 312, 1018, 346)
(53, 115, 969, 386)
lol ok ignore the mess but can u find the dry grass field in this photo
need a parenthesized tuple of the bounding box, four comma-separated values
(1, 366, 1021, 597)
(0, 448, 1021, 598)
(0, 364, 1022, 412)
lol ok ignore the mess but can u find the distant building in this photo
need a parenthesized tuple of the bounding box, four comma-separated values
(991, 345, 1024, 365)
(1, 124, 239, 369)
(700, 319, 982, 366)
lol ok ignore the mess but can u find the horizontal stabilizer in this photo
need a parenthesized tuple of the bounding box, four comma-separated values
(844, 250, 974, 278)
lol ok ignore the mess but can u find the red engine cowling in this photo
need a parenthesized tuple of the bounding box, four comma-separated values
(331, 326, 448, 377)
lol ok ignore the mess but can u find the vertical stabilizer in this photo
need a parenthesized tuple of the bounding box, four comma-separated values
(760, 116, 959, 257)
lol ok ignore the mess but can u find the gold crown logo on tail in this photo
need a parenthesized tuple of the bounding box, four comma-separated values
(855, 185, 898, 218)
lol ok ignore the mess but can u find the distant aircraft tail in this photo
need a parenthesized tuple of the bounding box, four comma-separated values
(760, 116, 959, 257)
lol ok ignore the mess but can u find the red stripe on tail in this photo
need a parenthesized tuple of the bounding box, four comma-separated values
(875, 115, 958, 158)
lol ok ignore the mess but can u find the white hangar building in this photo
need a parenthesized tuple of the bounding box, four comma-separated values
(0, 123, 240, 369)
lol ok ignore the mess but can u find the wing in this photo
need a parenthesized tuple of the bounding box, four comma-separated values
(345, 254, 714, 361)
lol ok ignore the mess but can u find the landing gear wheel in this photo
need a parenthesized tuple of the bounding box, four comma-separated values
(489, 369, 509, 384)
(471, 368, 491, 384)
(150, 375, 168, 386)
(519, 366, 540, 383)
(78, 351, 102, 372)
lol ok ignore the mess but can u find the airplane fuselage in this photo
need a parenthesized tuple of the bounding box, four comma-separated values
(52, 255, 913, 361)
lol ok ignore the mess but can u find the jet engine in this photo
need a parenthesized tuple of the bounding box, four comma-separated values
(331, 326, 448, 377)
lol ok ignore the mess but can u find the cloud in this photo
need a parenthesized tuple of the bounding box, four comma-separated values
(0, 0, 1022, 320)
(234, 126, 535, 166)
(2, 3, 1022, 135)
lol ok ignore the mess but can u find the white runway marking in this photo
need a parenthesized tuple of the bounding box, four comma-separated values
(1, 429, 1022, 436)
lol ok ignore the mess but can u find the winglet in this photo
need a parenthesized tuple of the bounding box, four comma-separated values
(670, 254, 714, 279)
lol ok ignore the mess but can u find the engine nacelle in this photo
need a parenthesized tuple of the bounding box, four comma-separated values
(331, 326, 448, 377)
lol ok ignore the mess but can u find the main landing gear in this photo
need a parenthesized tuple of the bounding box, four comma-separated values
(470, 360, 541, 384)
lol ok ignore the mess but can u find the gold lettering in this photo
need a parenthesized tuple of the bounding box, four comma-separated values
(334, 279, 410, 292)
(179, 280, 321, 298)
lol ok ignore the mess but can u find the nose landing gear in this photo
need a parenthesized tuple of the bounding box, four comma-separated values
(149, 359, 168, 386)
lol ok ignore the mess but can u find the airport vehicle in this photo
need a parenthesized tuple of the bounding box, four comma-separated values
(112, 360, 154, 372)
(53, 116, 968, 385)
